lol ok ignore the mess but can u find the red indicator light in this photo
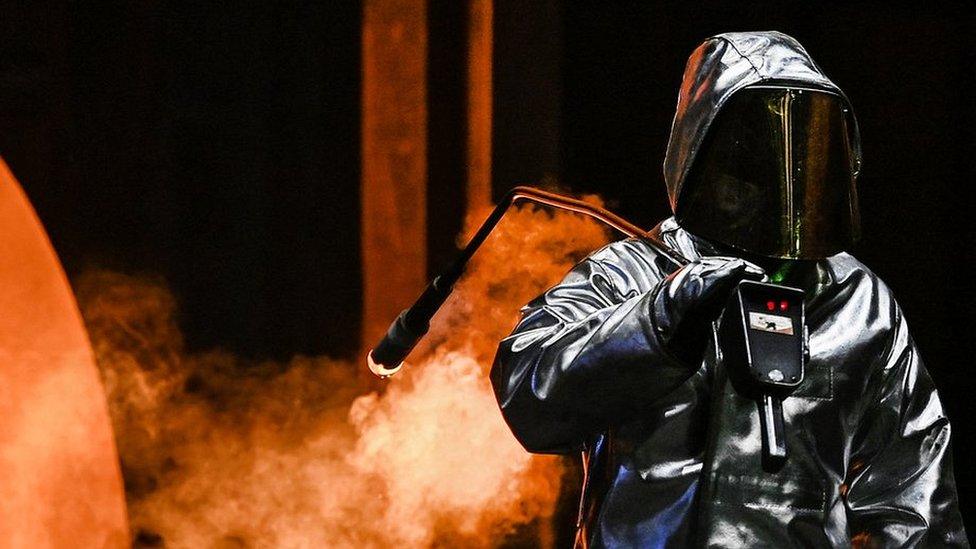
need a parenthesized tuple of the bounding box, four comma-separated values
(766, 300, 776, 311)
(779, 300, 789, 311)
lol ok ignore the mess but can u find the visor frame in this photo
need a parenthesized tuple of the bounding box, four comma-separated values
(675, 84, 861, 260)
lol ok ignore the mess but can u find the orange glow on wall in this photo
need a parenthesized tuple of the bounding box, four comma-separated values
(361, 0, 429, 351)
(467, 0, 493, 212)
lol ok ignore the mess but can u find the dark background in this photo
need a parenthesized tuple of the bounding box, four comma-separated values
(2, 0, 973, 530)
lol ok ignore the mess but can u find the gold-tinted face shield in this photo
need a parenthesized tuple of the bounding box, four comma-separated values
(676, 86, 859, 259)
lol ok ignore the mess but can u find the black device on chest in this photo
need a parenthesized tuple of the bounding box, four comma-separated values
(720, 280, 809, 468)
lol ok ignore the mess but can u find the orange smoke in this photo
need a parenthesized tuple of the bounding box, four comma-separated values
(77, 198, 612, 547)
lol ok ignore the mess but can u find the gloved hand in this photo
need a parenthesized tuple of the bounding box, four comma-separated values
(652, 256, 766, 366)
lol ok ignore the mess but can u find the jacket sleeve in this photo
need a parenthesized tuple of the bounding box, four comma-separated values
(845, 307, 968, 547)
(489, 254, 692, 454)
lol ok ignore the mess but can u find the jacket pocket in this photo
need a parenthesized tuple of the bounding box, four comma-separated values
(792, 362, 833, 401)
(710, 472, 826, 515)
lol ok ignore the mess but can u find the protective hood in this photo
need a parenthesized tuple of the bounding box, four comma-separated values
(664, 32, 863, 259)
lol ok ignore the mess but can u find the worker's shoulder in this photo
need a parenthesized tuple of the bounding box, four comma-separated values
(825, 252, 896, 297)
(825, 253, 925, 375)
(583, 237, 675, 293)
(824, 252, 904, 325)
(587, 236, 659, 261)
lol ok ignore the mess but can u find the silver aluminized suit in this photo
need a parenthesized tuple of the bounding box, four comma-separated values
(490, 32, 968, 547)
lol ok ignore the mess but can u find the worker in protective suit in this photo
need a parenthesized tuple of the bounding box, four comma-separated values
(490, 31, 968, 547)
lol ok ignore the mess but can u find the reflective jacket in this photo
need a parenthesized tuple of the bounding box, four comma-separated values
(490, 30, 968, 548)
(491, 219, 967, 547)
